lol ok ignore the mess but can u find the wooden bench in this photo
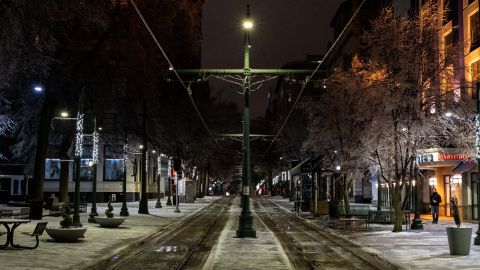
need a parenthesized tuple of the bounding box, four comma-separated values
(337, 216, 369, 229)
(336, 204, 371, 230)
(369, 210, 412, 230)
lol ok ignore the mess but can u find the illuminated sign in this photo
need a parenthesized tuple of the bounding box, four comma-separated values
(439, 153, 468, 161)
(416, 154, 433, 164)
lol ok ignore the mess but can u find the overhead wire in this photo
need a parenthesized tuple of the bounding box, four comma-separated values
(128, 0, 218, 144)
(265, 0, 367, 154)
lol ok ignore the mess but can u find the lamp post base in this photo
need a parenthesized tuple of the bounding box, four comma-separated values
(474, 222, 480, 245)
(120, 205, 129, 217)
(155, 200, 163, 208)
(166, 196, 172, 206)
(88, 208, 98, 223)
(411, 218, 423, 230)
(236, 215, 256, 238)
(72, 214, 83, 227)
(139, 199, 149, 214)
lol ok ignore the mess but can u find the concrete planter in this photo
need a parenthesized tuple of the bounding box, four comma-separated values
(446, 227, 472, 255)
(95, 217, 126, 228)
(45, 227, 87, 242)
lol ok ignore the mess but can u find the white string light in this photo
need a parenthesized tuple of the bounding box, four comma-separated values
(167, 158, 172, 178)
(123, 141, 128, 171)
(92, 131, 99, 164)
(75, 112, 84, 157)
(145, 151, 149, 172)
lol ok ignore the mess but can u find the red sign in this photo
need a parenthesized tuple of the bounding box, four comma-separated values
(172, 170, 177, 176)
(439, 153, 468, 161)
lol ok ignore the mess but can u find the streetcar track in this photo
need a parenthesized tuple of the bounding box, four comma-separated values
(87, 197, 233, 270)
(255, 197, 403, 270)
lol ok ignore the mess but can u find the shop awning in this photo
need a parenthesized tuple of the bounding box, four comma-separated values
(451, 160, 477, 174)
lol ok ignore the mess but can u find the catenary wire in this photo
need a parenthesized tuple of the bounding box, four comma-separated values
(128, 0, 218, 144)
(265, 0, 367, 154)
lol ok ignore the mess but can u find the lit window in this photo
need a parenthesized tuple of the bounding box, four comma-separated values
(470, 12, 480, 50)
(104, 145, 124, 181)
(444, 32, 453, 65)
(45, 159, 61, 181)
(471, 60, 480, 98)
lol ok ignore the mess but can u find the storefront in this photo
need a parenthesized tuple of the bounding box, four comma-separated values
(417, 148, 475, 220)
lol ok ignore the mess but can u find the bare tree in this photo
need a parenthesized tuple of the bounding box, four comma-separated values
(357, 2, 473, 232)
(304, 66, 370, 208)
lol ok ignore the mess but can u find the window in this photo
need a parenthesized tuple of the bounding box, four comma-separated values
(470, 12, 480, 50)
(443, 0, 454, 24)
(45, 159, 61, 181)
(104, 145, 124, 181)
(471, 60, 480, 98)
(81, 145, 94, 181)
(444, 32, 453, 64)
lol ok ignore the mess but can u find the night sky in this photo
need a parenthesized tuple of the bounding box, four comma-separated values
(202, 0, 345, 118)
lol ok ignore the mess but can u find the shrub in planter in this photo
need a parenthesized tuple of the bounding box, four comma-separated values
(45, 201, 87, 242)
(60, 203, 73, 228)
(95, 199, 125, 228)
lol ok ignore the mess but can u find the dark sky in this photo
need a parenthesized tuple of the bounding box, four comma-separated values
(201, 0, 345, 118)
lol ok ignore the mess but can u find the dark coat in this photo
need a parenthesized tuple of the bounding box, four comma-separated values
(431, 192, 442, 206)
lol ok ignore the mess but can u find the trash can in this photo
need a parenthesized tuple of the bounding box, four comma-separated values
(29, 199, 44, 220)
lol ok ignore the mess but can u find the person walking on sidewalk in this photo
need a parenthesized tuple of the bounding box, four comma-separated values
(431, 188, 442, 224)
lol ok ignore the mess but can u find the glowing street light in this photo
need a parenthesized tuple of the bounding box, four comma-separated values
(243, 20, 253, 30)
(60, 111, 69, 118)
(33, 85, 43, 92)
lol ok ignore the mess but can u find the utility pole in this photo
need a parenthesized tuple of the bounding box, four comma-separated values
(177, 6, 316, 238)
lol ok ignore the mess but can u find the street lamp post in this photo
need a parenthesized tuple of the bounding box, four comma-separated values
(156, 153, 164, 208)
(474, 82, 480, 245)
(236, 6, 256, 238)
(72, 92, 84, 227)
(139, 100, 149, 214)
(174, 170, 180, 213)
(410, 172, 423, 230)
(175, 5, 315, 238)
(120, 133, 129, 216)
(88, 118, 99, 223)
(166, 157, 172, 206)
(280, 157, 284, 197)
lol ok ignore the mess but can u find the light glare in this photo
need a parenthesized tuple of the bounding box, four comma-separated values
(243, 20, 253, 29)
